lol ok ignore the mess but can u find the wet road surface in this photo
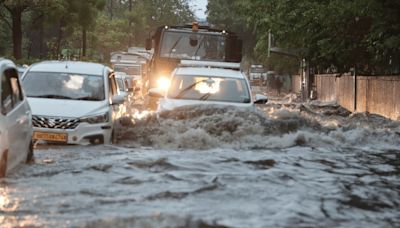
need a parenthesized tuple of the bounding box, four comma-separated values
(1, 97, 400, 227)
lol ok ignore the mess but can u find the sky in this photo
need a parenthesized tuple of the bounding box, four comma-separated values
(190, 0, 208, 20)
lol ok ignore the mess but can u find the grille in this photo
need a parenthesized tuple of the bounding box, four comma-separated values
(32, 115, 80, 129)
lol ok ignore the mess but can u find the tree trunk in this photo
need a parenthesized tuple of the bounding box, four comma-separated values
(82, 27, 87, 58)
(56, 19, 64, 59)
(39, 21, 44, 59)
(128, 0, 132, 47)
(11, 8, 23, 60)
(109, 0, 113, 20)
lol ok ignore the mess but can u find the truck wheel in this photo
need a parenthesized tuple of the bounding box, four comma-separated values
(0, 149, 8, 178)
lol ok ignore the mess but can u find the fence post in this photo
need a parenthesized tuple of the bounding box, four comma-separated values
(366, 76, 369, 113)
(353, 67, 357, 112)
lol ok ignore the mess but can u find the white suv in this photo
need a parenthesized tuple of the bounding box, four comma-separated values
(0, 58, 33, 177)
(149, 60, 268, 112)
(21, 61, 125, 145)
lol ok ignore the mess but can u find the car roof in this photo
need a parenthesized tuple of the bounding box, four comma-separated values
(27, 61, 107, 75)
(175, 67, 245, 79)
(0, 58, 17, 72)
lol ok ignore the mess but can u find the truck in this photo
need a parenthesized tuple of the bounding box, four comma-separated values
(110, 48, 151, 93)
(144, 22, 243, 108)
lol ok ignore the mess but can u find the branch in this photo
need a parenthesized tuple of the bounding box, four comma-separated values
(0, 3, 11, 29)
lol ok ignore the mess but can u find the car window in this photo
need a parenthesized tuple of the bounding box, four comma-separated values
(108, 73, 118, 97)
(167, 75, 251, 103)
(23, 72, 105, 101)
(1, 70, 13, 114)
(116, 78, 124, 91)
(8, 69, 24, 105)
(114, 65, 140, 75)
(1, 68, 22, 114)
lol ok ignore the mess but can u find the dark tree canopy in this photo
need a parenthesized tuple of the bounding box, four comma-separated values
(0, 0, 194, 63)
(207, 0, 400, 75)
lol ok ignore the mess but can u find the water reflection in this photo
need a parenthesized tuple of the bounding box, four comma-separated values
(0, 186, 19, 212)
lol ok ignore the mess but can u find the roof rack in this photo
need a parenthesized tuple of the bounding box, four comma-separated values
(179, 60, 240, 70)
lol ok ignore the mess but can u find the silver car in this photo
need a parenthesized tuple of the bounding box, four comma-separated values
(0, 58, 33, 177)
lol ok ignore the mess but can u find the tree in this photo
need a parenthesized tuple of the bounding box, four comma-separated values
(0, 0, 60, 60)
(0, 0, 196, 62)
(206, 0, 257, 68)
(208, 0, 400, 74)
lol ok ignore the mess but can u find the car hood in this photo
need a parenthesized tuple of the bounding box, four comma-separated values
(158, 98, 254, 112)
(27, 98, 109, 118)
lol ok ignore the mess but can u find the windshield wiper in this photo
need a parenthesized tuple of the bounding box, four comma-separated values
(169, 36, 183, 57)
(174, 80, 204, 99)
(199, 93, 211, 101)
(29, 94, 74, 99)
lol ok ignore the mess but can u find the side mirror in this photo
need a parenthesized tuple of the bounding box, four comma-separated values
(145, 38, 152, 50)
(127, 87, 134, 92)
(148, 88, 164, 98)
(111, 94, 125, 105)
(254, 94, 268, 104)
(134, 86, 141, 92)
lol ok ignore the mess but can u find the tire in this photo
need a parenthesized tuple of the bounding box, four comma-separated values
(26, 141, 34, 163)
(0, 149, 8, 178)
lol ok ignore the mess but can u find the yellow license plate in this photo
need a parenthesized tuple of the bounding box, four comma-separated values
(33, 132, 68, 142)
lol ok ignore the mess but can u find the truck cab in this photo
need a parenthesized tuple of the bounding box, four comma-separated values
(144, 22, 243, 109)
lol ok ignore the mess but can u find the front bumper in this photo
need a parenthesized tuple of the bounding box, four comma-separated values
(33, 122, 113, 145)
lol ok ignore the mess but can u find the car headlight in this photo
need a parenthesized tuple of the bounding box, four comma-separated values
(80, 112, 109, 124)
(157, 76, 170, 91)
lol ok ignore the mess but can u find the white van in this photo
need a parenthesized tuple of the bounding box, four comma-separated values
(21, 61, 125, 145)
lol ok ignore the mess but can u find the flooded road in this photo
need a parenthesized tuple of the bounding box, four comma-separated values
(1, 97, 400, 227)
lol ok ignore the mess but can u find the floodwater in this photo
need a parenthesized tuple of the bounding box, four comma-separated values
(1, 95, 400, 227)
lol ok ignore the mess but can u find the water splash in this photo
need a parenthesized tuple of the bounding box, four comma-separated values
(118, 103, 400, 150)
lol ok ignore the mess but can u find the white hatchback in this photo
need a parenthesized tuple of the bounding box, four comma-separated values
(149, 60, 268, 112)
(21, 61, 125, 145)
(0, 58, 33, 177)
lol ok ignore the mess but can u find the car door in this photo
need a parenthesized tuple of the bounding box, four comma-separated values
(1, 67, 30, 171)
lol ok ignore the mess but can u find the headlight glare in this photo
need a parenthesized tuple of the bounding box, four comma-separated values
(157, 76, 170, 91)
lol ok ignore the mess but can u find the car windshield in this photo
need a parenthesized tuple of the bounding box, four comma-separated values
(116, 78, 125, 91)
(160, 31, 226, 61)
(22, 72, 105, 101)
(114, 65, 141, 75)
(167, 75, 251, 103)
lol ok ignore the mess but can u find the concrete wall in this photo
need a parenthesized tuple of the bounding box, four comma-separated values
(314, 74, 400, 120)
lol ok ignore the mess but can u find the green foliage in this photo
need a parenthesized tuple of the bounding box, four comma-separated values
(207, 0, 400, 75)
(207, 0, 257, 66)
(0, 0, 194, 62)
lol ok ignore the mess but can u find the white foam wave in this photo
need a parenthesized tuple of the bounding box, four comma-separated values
(118, 104, 400, 150)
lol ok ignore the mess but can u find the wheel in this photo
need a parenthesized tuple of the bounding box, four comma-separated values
(0, 149, 8, 178)
(26, 141, 34, 163)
